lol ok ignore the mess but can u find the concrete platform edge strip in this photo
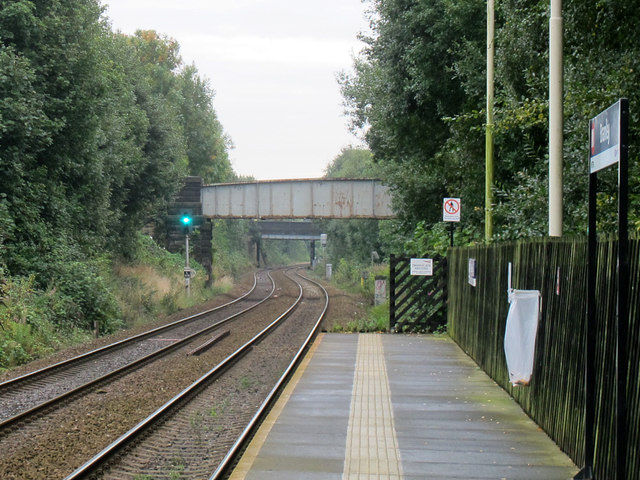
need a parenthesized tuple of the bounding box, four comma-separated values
(229, 333, 326, 479)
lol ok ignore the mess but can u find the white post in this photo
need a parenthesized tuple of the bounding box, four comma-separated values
(185, 234, 191, 296)
(549, 0, 563, 236)
(485, 0, 495, 242)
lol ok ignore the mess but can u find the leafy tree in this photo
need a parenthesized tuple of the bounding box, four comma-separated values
(178, 65, 233, 183)
(341, 0, 640, 244)
(124, 30, 233, 185)
(1, 0, 118, 269)
(112, 31, 188, 255)
(0, 1, 233, 339)
(340, 0, 485, 244)
(324, 146, 378, 178)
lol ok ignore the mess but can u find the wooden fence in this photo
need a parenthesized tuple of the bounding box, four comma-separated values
(447, 237, 639, 479)
(389, 254, 447, 332)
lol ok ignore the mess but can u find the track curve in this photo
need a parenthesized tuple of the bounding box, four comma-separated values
(64, 268, 328, 480)
(0, 271, 275, 430)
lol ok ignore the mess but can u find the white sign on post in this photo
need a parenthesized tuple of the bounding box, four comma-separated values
(443, 198, 461, 222)
(410, 258, 433, 276)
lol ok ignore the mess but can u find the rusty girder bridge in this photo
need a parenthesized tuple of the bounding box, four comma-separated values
(201, 178, 395, 219)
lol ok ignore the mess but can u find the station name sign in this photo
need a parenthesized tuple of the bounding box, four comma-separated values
(589, 100, 622, 173)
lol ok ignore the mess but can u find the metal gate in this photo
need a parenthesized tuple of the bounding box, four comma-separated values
(389, 254, 447, 332)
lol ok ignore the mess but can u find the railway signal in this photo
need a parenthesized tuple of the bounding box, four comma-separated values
(178, 211, 194, 295)
(180, 213, 193, 234)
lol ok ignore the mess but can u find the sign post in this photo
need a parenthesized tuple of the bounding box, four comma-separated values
(443, 198, 461, 247)
(577, 99, 629, 480)
(184, 234, 191, 296)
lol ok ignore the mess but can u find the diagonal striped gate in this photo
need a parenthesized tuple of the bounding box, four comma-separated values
(389, 254, 447, 333)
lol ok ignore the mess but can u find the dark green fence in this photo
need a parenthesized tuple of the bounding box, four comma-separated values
(448, 238, 639, 479)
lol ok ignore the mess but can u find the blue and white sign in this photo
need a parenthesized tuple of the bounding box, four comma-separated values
(589, 100, 622, 173)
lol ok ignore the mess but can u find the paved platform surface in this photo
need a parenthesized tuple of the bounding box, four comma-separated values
(230, 333, 578, 480)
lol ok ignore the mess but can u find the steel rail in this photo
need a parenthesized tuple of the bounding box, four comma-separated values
(209, 268, 329, 480)
(0, 272, 276, 431)
(0, 273, 260, 392)
(64, 269, 305, 480)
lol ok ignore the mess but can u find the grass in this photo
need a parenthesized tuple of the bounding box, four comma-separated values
(169, 457, 186, 480)
(239, 375, 255, 390)
(114, 262, 234, 330)
(209, 399, 229, 418)
(332, 302, 390, 333)
(189, 411, 204, 430)
(0, 234, 241, 373)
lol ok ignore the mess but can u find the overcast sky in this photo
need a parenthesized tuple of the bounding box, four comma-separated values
(101, 0, 370, 181)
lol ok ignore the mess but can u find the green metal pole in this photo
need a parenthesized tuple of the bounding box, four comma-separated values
(485, 0, 495, 242)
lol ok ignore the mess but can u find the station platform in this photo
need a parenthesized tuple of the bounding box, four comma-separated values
(229, 333, 577, 480)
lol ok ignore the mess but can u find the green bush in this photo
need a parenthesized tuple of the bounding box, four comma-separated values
(334, 258, 358, 286)
(320, 257, 391, 333)
(211, 220, 252, 277)
(134, 233, 185, 274)
(0, 273, 93, 371)
(2, 324, 33, 366)
(325, 258, 389, 306)
(42, 255, 122, 335)
(0, 231, 241, 372)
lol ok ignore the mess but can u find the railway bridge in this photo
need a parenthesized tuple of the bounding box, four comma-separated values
(200, 177, 394, 219)
(167, 177, 395, 276)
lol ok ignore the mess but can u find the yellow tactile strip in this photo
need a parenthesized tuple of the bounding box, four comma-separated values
(343, 333, 403, 479)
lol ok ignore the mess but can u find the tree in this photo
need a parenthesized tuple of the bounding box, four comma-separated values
(124, 30, 233, 185)
(341, 0, 640, 243)
(0, 1, 234, 331)
(0, 0, 133, 331)
(178, 65, 233, 183)
(340, 0, 486, 239)
(320, 147, 388, 264)
(0, 0, 122, 270)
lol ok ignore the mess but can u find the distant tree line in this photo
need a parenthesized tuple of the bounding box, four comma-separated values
(340, 0, 640, 247)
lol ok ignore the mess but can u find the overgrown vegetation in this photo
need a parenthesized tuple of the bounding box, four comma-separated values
(0, 233, 236, 372)
(320, 1, 640, 333)
(0, 1, 240, 371)
(3, 0, 637, 364)
(316, 257, 390, 333)
(115, 234, 235, 326)
(330, 302, 389, 333)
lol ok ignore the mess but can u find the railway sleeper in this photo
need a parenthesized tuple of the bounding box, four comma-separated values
(187, 330, 231, 356)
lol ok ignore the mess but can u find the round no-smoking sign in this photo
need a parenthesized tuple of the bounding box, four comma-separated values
(443, 198, 461, 222)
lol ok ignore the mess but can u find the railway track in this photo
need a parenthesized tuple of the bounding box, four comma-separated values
(0, 268, 327, 479)
(0, 271, 275, 430)
(64, 268, 328, 480)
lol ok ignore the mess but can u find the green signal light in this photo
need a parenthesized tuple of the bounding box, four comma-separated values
(181, 215, 192, 225)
